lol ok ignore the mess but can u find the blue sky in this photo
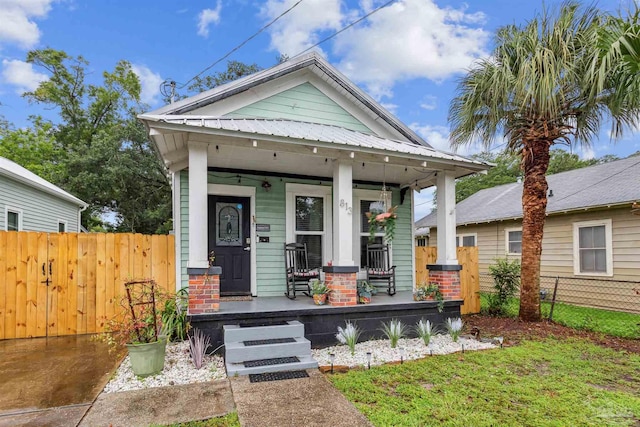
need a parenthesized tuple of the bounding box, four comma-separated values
(1, 0, 638, 220)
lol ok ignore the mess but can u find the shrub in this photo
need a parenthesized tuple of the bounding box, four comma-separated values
(487, 258, 521, 316)
(161, 287, 190, 341)
(188, 328, 211, 369)
(336, 322, 361, 355)
(414, 319, 436, 346)
(381, 319, 407, 348)
(446, 317, 464, 342)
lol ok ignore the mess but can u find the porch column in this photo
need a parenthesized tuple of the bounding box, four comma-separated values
(430, 169, 462, 301)
(188, 141, 209, 268)
(332, 159, 354, 266)
(435, 170, 457, 265)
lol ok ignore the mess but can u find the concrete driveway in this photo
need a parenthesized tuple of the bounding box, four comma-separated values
(0, 335, 120, 426)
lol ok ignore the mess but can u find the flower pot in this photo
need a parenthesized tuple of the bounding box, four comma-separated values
(359, 293, 372, 304)
(313, 294, 327, 305)
(126, 338, 167, 377)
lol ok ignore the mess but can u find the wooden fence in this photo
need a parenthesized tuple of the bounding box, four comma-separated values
(0, 231, 175, 339)
(415, 246, 480, 315)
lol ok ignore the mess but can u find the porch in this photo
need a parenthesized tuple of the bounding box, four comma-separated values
(189, 291, 462, 350)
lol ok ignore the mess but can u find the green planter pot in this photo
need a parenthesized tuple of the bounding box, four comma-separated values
(126, 339, 167, 377)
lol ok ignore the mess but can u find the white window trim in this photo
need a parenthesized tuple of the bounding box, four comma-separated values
(5, 206, 23, 231)
(353, 189, 391, 279)
(58, 220, 68, 233)
(456, 232, 477, 247)
(505, 227, 522, 255)
(285, 183, 333, 268)
(573, 219, 613, 277)
(208, 183, 257, 296)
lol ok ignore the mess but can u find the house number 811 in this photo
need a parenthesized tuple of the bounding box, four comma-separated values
(339, 199, 352, 214)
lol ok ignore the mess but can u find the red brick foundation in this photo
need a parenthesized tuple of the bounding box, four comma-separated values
(187, 267, 221, 314)
(427, 265, 462, 300)
(324, 270, 358, 306)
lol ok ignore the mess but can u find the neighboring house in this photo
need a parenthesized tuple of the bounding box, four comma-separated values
(0, 157, 87, 233)
(139, 52, 490, 298)
(417, 156, 640, 310)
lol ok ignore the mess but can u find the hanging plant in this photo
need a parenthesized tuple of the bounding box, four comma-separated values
(366, 205, 398, 242)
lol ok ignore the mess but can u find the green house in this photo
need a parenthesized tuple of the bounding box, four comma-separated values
(139, 53, 489, 299)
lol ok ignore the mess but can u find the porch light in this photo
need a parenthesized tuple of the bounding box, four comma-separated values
(329, 353, 335, 373)
(366, 351, 372, 370)
(252, 140, 258, 147)
(498, 336, 504, 349)
(421, 161, 427, 167)
(261, 180, 272, 192)
(349, 152, 355, 159)
(312, 147, 318, 154)
(384, 156, 389, 163)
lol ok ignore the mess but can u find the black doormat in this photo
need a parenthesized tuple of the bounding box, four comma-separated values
(243, 338, 296, 346)
(249, 370, 309, 383)
(244, 356, 300, 368)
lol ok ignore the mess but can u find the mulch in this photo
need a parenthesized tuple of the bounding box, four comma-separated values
(464, 314, 640, 354)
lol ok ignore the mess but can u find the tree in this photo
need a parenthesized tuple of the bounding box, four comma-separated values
(187, 60, 261, 93)
(448, 3, 639, 321)
(22, 49, 172, 233)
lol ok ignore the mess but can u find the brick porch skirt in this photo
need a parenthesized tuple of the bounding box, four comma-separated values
(187, 267, 221, 314)
(427, 264, 462, 300)
(323, 267, 359, 306)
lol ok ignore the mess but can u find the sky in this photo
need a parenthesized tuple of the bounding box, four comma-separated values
(1, 0, 639, 221)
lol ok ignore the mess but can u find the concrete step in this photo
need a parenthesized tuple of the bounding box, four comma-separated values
(226, 355, 318, 376)
(225, 337, 311, 363)
(223, 321, 304, 343)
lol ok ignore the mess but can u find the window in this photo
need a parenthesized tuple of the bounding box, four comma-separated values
(573, 219, 613, 276)
(286, 184, 332, 270)
(456, 233, 476, 247)
(505, 228, 522, 254)
(58, 222, 67, 232)
(352, 190, 390, 271)
(5, 208, 22, 231)
(416, 236, 428, 247)
(359, 199, 384, 268)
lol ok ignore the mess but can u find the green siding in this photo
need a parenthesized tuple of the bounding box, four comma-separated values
(226, 83, 372, 133)
(0, 175, 81, 232)
(178, 171, 414, 295)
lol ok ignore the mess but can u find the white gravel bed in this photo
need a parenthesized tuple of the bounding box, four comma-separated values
(103, 341, 226, 393)
(312, 334, 496, 368)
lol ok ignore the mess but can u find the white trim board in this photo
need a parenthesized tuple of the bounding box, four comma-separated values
(208, 183, 257, 296)
(5, 206, 23, 231)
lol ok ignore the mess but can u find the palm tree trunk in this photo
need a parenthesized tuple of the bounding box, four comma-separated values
(519, 137, 552, 322)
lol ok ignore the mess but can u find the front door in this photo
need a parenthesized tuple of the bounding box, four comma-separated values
(208, 195, 251, 296)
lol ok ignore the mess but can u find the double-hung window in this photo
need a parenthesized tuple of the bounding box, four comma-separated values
(5, 208, 22, 231)
(286, 184, 332, 270)
(456, 233, 476, 247)
(505, 228, 522, 255)
(573, 219, 612, 276)
(353, 190, 388, 270)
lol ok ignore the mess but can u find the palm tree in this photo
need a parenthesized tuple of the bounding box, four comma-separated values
(448, 3, 639, 321)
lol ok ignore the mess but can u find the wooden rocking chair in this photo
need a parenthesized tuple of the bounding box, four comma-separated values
(284, 242, 319, 299)
(365, 243, 396, 296)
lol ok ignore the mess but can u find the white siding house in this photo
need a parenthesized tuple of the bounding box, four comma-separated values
(0, 157, 87, 232)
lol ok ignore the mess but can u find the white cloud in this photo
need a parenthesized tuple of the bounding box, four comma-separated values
(261, 0, 343, 56)
(197, 1, 222, 38)
(131, 64, 163, 105)
(0, 0, 55, 49)
(414, 188, 435, 222)
(420, 95, 437, 111)
(409, 123, 453, 153)
(333, 0, 489, 99)
(1, 59, 48, 93)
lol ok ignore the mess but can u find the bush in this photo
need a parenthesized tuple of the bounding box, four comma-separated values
(487, 258, 520, 316)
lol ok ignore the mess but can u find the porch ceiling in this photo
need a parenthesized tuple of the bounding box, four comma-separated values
(141, 115, 491, 189)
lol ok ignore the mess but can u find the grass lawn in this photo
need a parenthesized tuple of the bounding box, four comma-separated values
(480, 293, 640, 339)
(329, 338, 640, 426)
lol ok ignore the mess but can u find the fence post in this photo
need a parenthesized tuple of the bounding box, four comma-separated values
(549, 276, 560, 321)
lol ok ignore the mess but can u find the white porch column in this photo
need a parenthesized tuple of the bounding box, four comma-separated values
(332, 160, 354, 266)
(436, 170, 458, 265)
(187, 141, 209, 268)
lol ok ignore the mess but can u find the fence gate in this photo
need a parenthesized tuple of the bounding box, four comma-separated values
(0, 231, 175, 340)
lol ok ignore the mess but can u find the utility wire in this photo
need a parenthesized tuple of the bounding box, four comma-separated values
(296, 0, 397, 56)
(177, 0, 305, 89)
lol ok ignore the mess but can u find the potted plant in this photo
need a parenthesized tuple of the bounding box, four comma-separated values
(413, 282, 445, 312)
(100, 279, 169, 377)
(357, 280, 376, 304)
(365, 205, 398, 242)
(310, 279, 331, 305)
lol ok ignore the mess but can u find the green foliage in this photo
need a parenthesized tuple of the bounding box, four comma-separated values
(413, 283, 444, 312)
(414, 319, 436, 346)
(329, 339, 640, 426)
(310, 279, 331, 295)
(445, 317, 463, 342)
(487, 258, 521, 316)
(336, 322, 361, 355)
(160, 288, 190, 342)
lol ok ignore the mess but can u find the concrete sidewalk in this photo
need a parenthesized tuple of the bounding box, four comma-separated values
(230, 370, 372, 427)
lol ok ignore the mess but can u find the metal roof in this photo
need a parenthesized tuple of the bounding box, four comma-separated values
(140, 115, 489, 169)
(0, 156, 88, 207)
(416, 155, 640, 227)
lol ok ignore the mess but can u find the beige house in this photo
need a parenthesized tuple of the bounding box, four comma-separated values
(417, 156, 640, 312)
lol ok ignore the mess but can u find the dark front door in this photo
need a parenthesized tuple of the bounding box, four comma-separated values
(208, 196, 251, 296)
